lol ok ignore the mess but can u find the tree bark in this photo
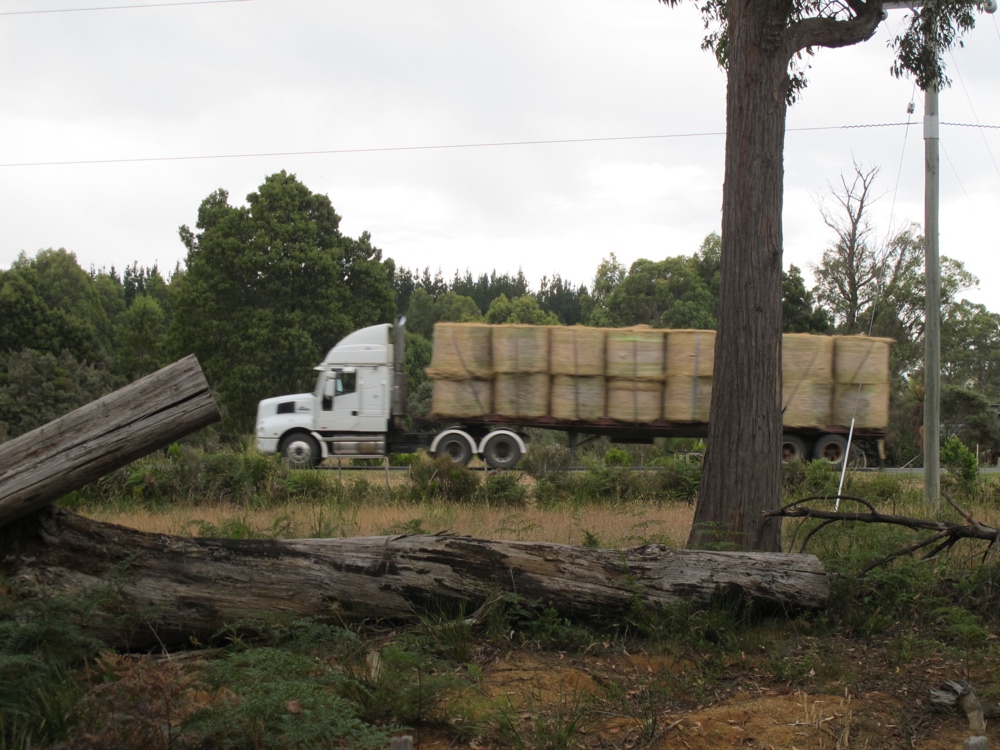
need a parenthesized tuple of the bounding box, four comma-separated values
(0, 356, 220, 528)
(2, 507, 829, 650)
(692, 3, 791, 552)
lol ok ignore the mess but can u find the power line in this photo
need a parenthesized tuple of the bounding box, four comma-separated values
(0, 0, 249, 16)
(0, 121, 995, 169)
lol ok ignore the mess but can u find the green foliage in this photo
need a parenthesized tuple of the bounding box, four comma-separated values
(481, 471, 528, 508)
(940, 435, 978, 491)
(0, 586, 104, 748)
(0, 348, 123, 440)
(185, 647, 390, 749)
(407, 456, 481, 503)
(603, 446, 632, 467)
(533, 457, 700, 507)
(485, 293, 559, 325)
(0, 248, 111, 363)
(170, 172, 395, 433)
(782, 263, 830, 333)
(494, 682, 593, 750)
(490, 595, 597, 653)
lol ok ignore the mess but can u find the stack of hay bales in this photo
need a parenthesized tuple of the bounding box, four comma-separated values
(492, 325, 550, 418)
(423, 323, 891, 431)
(605, 327, 665, 422)
(426, 323, 493, 418)
(549, 326, 606, 420)
(782, 334, 835, 427)
(663, 330, 714, 423)
(832, 336, 892, 428)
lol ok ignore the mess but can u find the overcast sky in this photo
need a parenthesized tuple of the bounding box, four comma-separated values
(2, 0, 999, 310)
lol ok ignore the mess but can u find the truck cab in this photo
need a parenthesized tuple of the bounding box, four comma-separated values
(255, 324, 397, 468)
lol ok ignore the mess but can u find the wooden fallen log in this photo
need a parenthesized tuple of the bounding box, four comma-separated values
(0, 356, 220, 528)
(2, 507, 829, 650)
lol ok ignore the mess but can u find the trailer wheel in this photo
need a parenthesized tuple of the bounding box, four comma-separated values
(781, 434, 809, 462)
(280, 433, 321, 469)
(813, 434, 848, 465)
(436, 433, 473, 466)
(483, 432, 522, 470)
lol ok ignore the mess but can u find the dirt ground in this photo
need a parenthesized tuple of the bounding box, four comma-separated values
(408, 645, 991, 749)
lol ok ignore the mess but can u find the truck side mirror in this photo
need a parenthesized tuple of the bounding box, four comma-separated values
(323, 378, 336, 400)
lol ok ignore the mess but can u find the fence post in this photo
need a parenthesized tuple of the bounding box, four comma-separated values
(390, 736, 414, 750)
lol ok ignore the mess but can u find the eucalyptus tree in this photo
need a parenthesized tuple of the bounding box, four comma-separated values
(656, 0, 985, 551)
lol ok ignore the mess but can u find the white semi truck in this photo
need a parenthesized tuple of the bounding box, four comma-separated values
(255, 319, 889, 469)
(255, 319, 528, 470)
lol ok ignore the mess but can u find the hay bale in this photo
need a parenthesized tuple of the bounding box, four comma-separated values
(834, 336, 892, 385)
(493, 373, 549, 418)
(665, 330, 715, 378)
(605, 327, 666, 380)
(492, 325, 549, 374)
(427, 323, 493, 380)
(782, 381, 833, 428)
(783, 334, 834, 380)
(663, 376, 712, 423)
(833, 382, 890, 428)
(551, 376, 605, 421)
(430, 379, 492, 418)
(550, 326, 606, 376)
(606, 378, 662, 423)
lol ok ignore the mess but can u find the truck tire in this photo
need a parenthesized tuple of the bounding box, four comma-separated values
(436, 433, 473, 466)
(813, 434, 848, 465)
(781, 434, 808, 462)
(483, 432, 522, 470)
(280, 433, 321, 469)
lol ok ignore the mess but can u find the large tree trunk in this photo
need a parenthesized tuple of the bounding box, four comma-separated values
(0, 356, 220, 528)
(3, 507, 829, 650)
(691, 4, 790, 552)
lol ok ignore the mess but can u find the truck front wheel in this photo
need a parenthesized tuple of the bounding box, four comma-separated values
(483, 432, 522, 470)
(280, 433, 321, 469)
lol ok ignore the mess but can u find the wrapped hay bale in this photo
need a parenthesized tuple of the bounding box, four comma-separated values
(833, 382, 890, 428)
(431, 379, 492, 418)
(550, 326, 606, 376)
(427, 323, 493, 380)
(663, 377, 712, 423)
(781, 334, 834, 428)
(665, 330, 715, 378)
(492, 325, 549, 374)
(605, 327, 666, 380)
(606, 378, 662, 423)
(493, 373, 549, 418)
(783, 334, 834, 381)
(833, 336, 892, 385)
(551, 375, 605, 421)
(782, 381, 833, 428)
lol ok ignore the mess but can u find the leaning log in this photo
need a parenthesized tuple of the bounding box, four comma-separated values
(0, 356, 220, 528)
(3, 507, 829, 650)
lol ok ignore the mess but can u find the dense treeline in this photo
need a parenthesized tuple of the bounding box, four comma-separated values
(2, 169, 998, 462)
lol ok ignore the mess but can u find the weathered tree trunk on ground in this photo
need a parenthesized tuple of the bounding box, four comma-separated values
(0, 356, 220, 528)
(2, 507, 829, 650)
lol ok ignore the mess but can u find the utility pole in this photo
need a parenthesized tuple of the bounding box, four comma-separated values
(881, 0, 996, 509)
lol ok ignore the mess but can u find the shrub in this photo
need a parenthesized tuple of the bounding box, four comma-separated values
(407, 456, 480, 503)
(184, 648, 390, 749)
(941, 435, 979, 492)
(481, 471, 528, 508)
